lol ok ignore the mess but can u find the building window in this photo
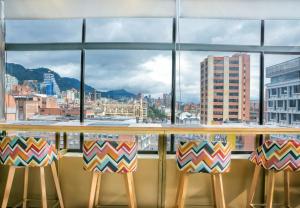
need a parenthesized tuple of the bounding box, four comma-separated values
(229, 92, 239, 96)
(229, 80, 239, 84)
(289, 100, 297, 108)
(294, 85, 300, 94)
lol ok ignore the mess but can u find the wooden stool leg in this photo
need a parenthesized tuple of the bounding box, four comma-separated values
(1, 166, 16, 208)
(215, 174, 226, 208)
(123, 173, 137, 208)
(88, 172, 98, 208)
(247, 165, 261, 208)
(176, 172, 184, 207)
(284, 170, 290, 208)
(266, 171, 275, 208)
(212, 174, 220, 208)
(176, 173, 189, 208)
(94, 174, 102, 207)
(22, 167, 29, 208)
(40, 167, 47, 208)
(50, 162, 65, 208)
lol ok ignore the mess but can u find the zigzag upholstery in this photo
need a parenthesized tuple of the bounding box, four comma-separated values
(249, 139, 300, 171)
(83, 140, 138, 173)
(0, 136, 58, 167)
(176, 140, 232, 173)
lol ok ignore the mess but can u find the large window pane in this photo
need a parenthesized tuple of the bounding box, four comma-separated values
(85, 50, 172, 150)
(6, 19, 82, 43)
(5, 51, 81, 149)
(265, 20, 300, 46)
(264, 55, 300, 140)
(175, 51, 260, 151)
(179, 18, 260, 45)
(6, 51, 81, 121)
(86, 18, 172, 42)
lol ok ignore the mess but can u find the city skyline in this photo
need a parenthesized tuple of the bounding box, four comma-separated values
(5, 19, 300, 103)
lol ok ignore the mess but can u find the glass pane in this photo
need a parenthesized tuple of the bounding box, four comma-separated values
(5, 51, 81, 121)
(85, 50, 172, 151)
(176, 51, 260, 151)
(179, 18, 260, 45)
(86, 18, 172, 42)
(265, 20, 300, 46)
(6, 19, 82, 43)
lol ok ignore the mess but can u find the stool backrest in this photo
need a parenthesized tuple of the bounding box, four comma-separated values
(250, 139, 300, 171)
(0, 136, 58, 167)
(176, 140, 232, 173)
(83, 140, 138, 173)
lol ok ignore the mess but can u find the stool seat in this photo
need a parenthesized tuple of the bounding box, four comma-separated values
(177, 140, 232, 173)
(248, 139, 300, 208)
(0, 136, 64, 208)
(83, 140, 137, 173)
(176, 140, 232, 208)
(249, 139, 300, 171)
(83, 139, 138, 208)
(0, 136, 58, 167)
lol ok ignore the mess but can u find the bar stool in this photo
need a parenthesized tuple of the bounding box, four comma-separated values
(0, 136, 64, 208)
(83, 140, 138, 208)
(247, 139, 300, 208)
(176, 140, 232, 208)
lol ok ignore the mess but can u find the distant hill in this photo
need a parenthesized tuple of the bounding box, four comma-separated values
(6, 63, 136, 100)
(100, 89, 136, 100)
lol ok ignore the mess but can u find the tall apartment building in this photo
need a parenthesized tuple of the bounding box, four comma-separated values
(266, 57, 300, 127)
(200, 54, 250, 125)
(43, 73, 60, 96)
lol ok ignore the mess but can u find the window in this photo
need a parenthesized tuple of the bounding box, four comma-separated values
(289, 100, 296, 108)
(214, 80, 224, 83)
(86, 18, 172, 43)
(229, 80, 239, 84)
(6, 51, 81, 149)
(294, 114, 300, 122)
(230, 67, 239, 71)
(294, 85, 300, 93)
(265, 55, 300, 128)
(229, 92, 239, 96)
(229, 73, 239, 77)
(281, 87, 288, 94)
(271, 89, 277, 96)
(280, 113, 287, 121)
(278, 100, 284, 108)
(229, 86, 239, 90)
(85, 50, 171, 151)
(265, 20, 300, 46)
(177, 51, 259, 151)
(179, 19, 260, 45)
(6, 19, 82, 43)
(214, 60, 224, 65)
(229, 99, 239, 102)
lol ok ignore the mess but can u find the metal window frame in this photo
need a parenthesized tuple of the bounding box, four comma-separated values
(5, 18, 300, 153)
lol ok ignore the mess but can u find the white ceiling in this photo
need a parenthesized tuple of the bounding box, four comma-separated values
(5, 0, 300, 20)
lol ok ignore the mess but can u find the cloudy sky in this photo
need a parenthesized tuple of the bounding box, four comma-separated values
(5, 18, 300, 103)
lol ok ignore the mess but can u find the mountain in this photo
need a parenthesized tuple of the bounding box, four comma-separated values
(6, 63, 136, 100)
(6, 63, 95, 92)
(100, 89, 136, 100)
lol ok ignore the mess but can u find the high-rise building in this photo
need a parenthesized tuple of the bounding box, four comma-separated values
(266, 57, 300, 127)
(200, 54, 250, 124)
(43, 73, 60, 96)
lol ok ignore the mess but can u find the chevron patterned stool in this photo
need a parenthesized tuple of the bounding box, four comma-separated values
(247, 139, 300, 208)
(83, 140, 138, 208)
(176, 140, 232, 208)
(0, 136, 64, 208)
